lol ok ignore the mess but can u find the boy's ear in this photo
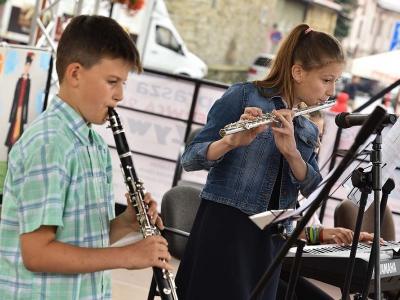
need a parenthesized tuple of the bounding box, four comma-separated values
(292, 64, 303, 83)
(64, 63, 82, 87)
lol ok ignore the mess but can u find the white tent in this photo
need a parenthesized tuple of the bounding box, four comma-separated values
(351, 50, 400, 84)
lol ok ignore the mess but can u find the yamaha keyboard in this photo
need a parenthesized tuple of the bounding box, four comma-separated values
(283, 241, 400, 293)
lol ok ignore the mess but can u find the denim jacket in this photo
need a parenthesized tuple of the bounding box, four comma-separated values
(182, 82, 322, 233)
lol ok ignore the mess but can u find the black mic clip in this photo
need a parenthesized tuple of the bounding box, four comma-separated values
(351, 167, 372, 193)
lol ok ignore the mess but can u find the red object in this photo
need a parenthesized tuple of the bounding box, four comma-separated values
(319, 228, 324, 244)
(384, 92, 390, 108)
(110, 0, 145, 15)
(248, 67, 257, 74)
(330, 92, 349, 112)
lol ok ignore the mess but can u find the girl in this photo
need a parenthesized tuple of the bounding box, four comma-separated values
(176, 23, 346, 300)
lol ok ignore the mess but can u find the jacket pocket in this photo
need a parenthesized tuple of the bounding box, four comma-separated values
(297, 132, 318, 148)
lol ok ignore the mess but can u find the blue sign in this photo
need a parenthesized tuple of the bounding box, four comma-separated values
(270, 31, 282, 45)
(390, 22, 400, 51)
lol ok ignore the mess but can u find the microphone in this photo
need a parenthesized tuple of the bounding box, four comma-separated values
(335, 112, 397, 128)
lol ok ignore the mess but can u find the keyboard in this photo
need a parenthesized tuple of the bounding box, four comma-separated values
(283, 241, 400, 293)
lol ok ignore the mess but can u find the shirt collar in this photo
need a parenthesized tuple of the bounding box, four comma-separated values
(48, 95, 92, 146)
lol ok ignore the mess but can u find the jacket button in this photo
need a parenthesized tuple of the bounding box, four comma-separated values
(283, 190, 288, 195)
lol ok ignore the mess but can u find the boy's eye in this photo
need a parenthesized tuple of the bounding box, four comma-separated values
(108, 80, 117, 85)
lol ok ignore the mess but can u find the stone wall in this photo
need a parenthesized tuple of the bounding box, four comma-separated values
(164, 0, 274, 83)
(163, 0, 341, 84)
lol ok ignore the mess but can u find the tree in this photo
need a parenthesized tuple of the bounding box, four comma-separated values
(334, 0, 358, 40)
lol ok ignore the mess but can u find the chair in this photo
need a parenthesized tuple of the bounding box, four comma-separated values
(147, 185, 202, 299)
(334, 198, 395, 241)
(334, 200, 399, 300)
(171, 126, 205, 188)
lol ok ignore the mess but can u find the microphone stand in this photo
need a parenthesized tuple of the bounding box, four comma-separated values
(341, 124, 384, 300)
(249, 106, 387, 300)
(372, 128, 383, 299)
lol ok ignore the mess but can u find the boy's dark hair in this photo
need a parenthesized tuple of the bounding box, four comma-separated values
(255, 23, 346, 108)
(56, 15, 143, 83)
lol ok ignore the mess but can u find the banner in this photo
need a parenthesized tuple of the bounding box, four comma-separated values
(91, 71, 229, 208)
(0, 45, 51, 196)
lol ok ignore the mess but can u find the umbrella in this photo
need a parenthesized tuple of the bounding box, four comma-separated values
(351, 50, 400, 84)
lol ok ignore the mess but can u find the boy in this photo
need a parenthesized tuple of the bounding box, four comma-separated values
(0, 15, 171, 299)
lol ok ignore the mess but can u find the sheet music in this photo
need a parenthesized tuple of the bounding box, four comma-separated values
(249, 209, 294, 230)
(348, 117, 400, 209)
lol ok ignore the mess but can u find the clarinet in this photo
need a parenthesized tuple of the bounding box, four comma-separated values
(107, 108, 178, 300)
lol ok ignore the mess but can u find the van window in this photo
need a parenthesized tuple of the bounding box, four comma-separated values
(155, 25, 183, 54)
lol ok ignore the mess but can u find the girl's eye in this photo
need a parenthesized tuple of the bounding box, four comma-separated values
(324, 79, 331, 83)
(108, 80, 117, 85)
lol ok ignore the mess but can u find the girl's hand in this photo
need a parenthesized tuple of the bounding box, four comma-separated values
(359, 232, 384, 245)
(323, 227, 354, 246)
(269, 109, 297, 157)
(223, 107, 267, 148)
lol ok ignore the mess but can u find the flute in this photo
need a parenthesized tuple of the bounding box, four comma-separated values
(219, 100, 335, 137)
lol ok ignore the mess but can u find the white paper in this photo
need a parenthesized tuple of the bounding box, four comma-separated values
(249, 209, 294, 230)
(348, 117, 400, 209)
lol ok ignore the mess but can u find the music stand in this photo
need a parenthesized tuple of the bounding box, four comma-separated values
(249, 106, 388, 300)
(319, 78, 400, 223)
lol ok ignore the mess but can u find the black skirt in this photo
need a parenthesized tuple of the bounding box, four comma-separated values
(176, 199, 285, 300)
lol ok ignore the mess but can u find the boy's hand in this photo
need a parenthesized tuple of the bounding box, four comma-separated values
(124, 235, 172, 271)
(143, 192, 164, 230)
(123, 193, 164, 230)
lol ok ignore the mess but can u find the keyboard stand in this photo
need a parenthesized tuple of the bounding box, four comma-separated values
(285, 238, 306, 300)
(356, 178, 395, 300)
(341, 168, 370, 300)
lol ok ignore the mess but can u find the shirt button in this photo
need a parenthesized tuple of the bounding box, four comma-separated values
(283, 190, 288, 195)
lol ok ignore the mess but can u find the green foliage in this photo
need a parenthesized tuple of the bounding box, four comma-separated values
(333, 0, 358, 40)
(0, 0, 7, 5)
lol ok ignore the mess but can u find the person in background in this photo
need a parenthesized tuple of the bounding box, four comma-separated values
(176, 23, 346, 300)
(343, 76, 360, 111)
(0, 15, 171, 299)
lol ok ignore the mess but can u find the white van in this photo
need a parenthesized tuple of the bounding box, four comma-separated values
(107, 0, 208, 78)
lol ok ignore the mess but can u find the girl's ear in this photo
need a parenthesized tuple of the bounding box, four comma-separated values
(292, 64, 303, 84)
